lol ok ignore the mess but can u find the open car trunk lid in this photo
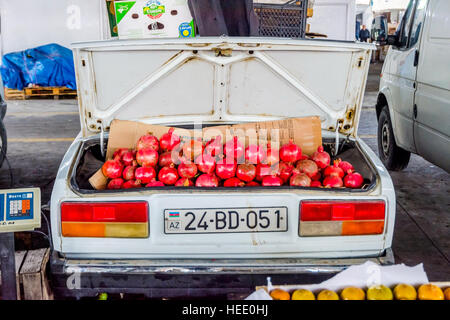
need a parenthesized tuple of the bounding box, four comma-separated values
(72, 37, 375, 137)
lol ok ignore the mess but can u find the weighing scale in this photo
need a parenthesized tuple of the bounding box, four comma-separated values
(0, 188, 40, 300)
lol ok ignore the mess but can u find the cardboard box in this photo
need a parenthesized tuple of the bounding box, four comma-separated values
(114, 0, 195, 39)
(89, 117, 322, 190)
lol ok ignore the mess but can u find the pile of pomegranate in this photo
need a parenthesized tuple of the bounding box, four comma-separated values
(101, 129, 365, 190)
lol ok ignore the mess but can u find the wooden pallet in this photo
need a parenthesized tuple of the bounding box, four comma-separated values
(4, 88, 25, 100)
(0, 248, 53, 300)
(4, 87, 77, 100)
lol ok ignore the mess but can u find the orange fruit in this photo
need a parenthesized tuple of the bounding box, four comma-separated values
(444, 287, 450, 300)
(291, 289, 315, 300)
(270, 289, 290, 300)
(340, 287, 365, 300)
(393, 284, 417, 300)
(367, 285, 393, 300)
(317, 289, 339, 300)
(418, 284, 444, 300)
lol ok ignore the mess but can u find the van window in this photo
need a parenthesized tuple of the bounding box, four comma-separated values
(398, 0, 416, 48)
(408, 0, 428, 47)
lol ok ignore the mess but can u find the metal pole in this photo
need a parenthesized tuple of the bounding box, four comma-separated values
(0, 232, 17, 300)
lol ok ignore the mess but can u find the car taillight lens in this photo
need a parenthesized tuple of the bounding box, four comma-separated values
(299, 200, 385, 237)
(61, 202, 148, 238)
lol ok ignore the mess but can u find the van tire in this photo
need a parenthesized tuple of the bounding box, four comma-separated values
(0, 119, 7, 168)
(377, 106, 410, 171)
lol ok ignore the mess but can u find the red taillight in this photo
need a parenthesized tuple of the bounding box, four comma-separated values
(301, 201, 385, 221)
(61, 202, 148, 222)
(61, 202, 148, 238)
(299, 201, 386, 237)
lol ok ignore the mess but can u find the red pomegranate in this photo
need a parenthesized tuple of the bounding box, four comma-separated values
(246, 181, 260, 187)
(135, 166, 156, 184)
(195, 174, 219, 187)
(255, 163, 273, 182)
(264, 144, 280, 165)
(158, 151, 175, 167)
(107, 178, 124, 190)
(195, 154, 216, 174)
(310, 171, 321, 181)
(136, 148, 159, 167)
(279, 140, 302, 163)
(170, 143, 184, 165)
(236, 163, 256, 182)
(102, 160, 123, 179)
(215, 158, 237, 180)
(136, 133, 159, 151)
(158, 166, 179, 185)
(344, 172, 364, 188)
(159, 128, 181, 151)
(178, 162, 198, 179)
(298, 154, 310, 161)
(262, 175, 283, 186)
(122, 180, 142, 189)
(121, 151, 135, 167)
(205, 135, 223, 157)
(296, 159, 319, 179)
(324, 160, 345, 178)
(113, 148, 130, 161)
(223, 177, 245, 187)
(338, 160, 354, 173)
(289, 173, 311, 187)
(182, 139, 204, 161)
(277, 161, 294, 183)
(122, 166, 136, 181)
(245, 144, 266, 165)
(310, 180, 322, 188)
(175, 178, 194, 187)
(223, 137, 244, 161)
(145, 180, 165, 187)
(312, 146, 330, 169)
(323, 176, 343, 188)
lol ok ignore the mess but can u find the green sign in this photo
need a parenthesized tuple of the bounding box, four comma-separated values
(115, 1, 136, 24)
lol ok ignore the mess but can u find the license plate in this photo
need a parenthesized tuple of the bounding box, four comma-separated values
(164, 207, 288, 234)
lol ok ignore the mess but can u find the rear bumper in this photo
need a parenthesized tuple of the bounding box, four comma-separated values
(50, 248, 394, 299)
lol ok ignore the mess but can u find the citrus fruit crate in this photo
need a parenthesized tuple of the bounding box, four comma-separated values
(4, 86, 77, 100)
(256, 281, 450, 300)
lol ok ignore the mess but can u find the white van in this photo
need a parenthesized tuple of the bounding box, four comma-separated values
(376, 0, 450, 172)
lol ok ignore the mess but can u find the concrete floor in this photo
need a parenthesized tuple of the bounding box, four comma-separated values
(0, 63, 448, 281)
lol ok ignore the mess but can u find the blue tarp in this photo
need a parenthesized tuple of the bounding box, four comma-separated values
(0, 43, 76, 90)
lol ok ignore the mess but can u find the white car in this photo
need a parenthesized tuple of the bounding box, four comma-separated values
(50, 37, 396, 298)
(376, 0, 450, 172)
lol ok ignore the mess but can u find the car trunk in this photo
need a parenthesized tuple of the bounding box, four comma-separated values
(71, 133, 377, 193)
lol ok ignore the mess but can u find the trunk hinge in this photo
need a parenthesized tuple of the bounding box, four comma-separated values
(334, 121, 340, 156)
(100, 124, 106, 159)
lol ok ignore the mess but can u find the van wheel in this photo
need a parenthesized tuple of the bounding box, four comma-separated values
(377, 106, 410, 171)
